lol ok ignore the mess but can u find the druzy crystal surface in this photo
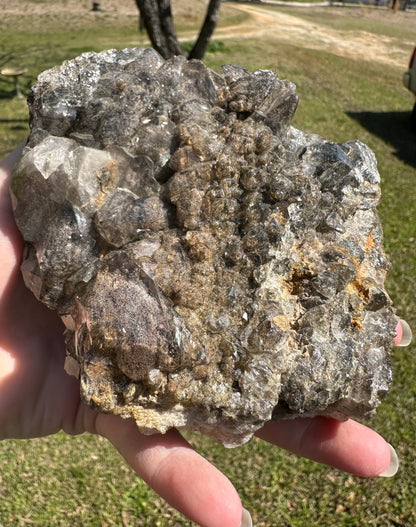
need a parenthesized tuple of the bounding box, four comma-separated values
(11, 48, 397, 446)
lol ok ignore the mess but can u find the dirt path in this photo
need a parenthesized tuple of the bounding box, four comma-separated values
(217, 3, 414, 68)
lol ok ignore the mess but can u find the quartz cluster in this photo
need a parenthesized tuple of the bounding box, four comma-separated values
(11, 48, 397, 446)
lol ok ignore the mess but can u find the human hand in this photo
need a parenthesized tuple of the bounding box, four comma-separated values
(0, 145, 410, 527)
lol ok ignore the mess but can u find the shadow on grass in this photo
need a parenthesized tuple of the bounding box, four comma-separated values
(347, 111, 416, 169)
(0, 118, 28, 123)
(0, 119, 28, 133)
(0, 89, 18, 99)
(0, 80, 31, 100)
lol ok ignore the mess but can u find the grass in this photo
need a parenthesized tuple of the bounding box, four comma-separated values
(0, 3, 415, 526)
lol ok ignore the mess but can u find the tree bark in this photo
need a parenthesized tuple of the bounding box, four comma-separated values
(135, 0, 221, 60)
(158, 0, 184, 57)
(135, 0, 184, 59)
(188, 0, 222, 60)
(138, 11, 145, 33)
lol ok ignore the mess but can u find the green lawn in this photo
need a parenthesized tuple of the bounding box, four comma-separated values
(0, 3, 415, 526)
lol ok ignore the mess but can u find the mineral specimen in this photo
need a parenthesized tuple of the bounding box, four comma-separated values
(11, 48, 397, 446)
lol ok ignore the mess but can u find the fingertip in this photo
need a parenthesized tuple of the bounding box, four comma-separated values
(158, 448, 242, 527)
(257, 417, 396, 479)
(377, 443, 399, 478)
(240, 507, 253, 527)
(329, 420, 394, 478)
(394, 319, 412, 347)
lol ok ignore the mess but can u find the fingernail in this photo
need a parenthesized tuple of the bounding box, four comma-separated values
(378, 443, 399, 477)
(394, 319, 412, 347)
(239, 507, 253, 527)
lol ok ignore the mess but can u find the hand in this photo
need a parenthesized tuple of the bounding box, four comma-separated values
(0, 145, 408, 527)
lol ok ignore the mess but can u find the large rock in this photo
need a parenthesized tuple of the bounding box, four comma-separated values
(11, 48, 397, 446)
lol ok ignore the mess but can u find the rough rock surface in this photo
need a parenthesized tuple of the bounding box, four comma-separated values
(11, 48, 397, 446)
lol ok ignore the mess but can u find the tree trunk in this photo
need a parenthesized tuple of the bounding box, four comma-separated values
(158, 0, 184, 57)
(138, 12, 145, 33)
(188, 0, 222, 60)
(135, 0, 184, 59)
(135, 0, 222, 60)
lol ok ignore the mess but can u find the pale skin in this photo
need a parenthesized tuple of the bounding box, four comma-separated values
(0, 144, 402, 527)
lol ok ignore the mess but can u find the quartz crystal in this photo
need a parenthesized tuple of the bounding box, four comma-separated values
(11, 48, 397, 446)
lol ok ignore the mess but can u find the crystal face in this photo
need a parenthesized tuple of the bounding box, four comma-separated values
(11, 48, 397, 446)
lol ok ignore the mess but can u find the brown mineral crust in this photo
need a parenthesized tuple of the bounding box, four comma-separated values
(11, 48, 397, 446)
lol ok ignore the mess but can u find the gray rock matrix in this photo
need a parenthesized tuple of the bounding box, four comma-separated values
(11, 48, 397, 446)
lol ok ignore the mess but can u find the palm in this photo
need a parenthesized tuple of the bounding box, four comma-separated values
(0, 261, 84, 438)
(0, 149, 88, 438)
